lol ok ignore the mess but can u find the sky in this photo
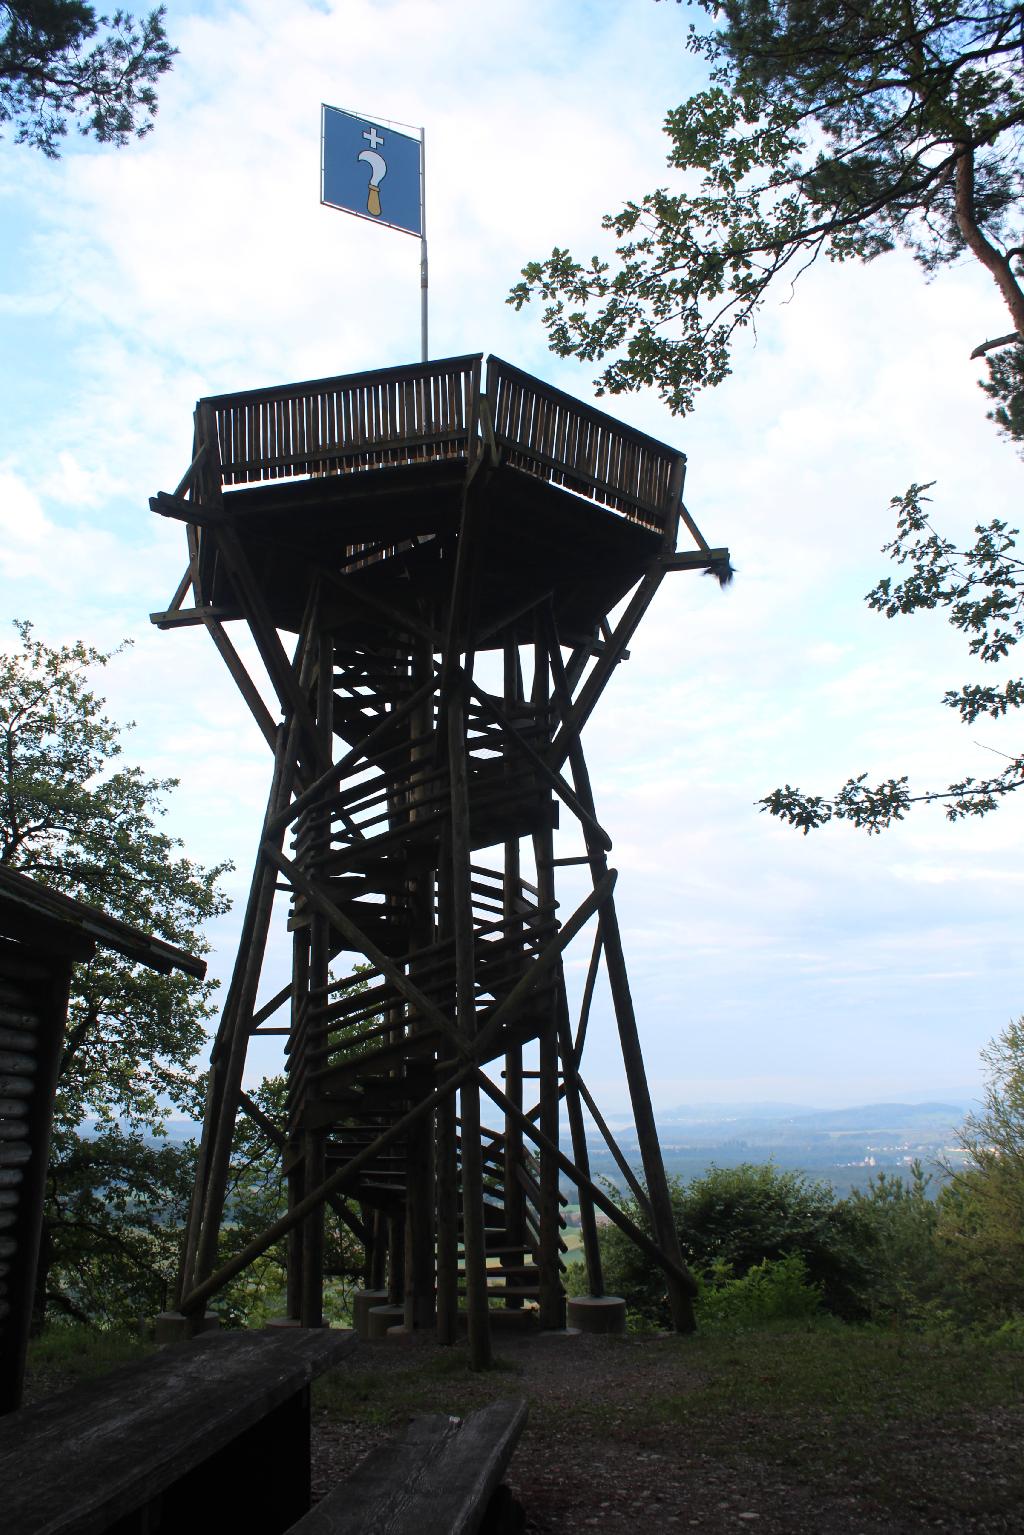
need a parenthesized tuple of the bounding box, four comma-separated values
(1, 0, 1022, 1115)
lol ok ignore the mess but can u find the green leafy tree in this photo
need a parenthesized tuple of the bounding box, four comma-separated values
(510, 0, 1024, 438)
(599, 1162, 867, 1328)
(0, 2, 175, 157)
(847, 1163, 941, 1326)
(762, 482, 1024, 830)
(0, 621, 230, 1325)
(38, 1127, 195, 1327)
(936, 1017, 1024, 1321)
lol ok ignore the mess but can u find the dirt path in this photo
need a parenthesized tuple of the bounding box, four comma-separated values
(311, 1329, 1024, 1534)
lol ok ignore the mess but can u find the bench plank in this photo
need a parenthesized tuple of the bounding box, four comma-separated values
(289, 1398, 528, 1535)
(1, 1327, 356, 1535)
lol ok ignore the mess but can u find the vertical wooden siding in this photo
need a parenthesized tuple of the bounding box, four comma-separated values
(486, 356, 678, 534)
(189, 354, 680, 536)
(209, 356, 483, 485)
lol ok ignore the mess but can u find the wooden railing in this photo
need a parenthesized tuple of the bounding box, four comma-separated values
(190, 353, 682, 535)
(486, 356, 682, 535)
(204, 355, 483, 486)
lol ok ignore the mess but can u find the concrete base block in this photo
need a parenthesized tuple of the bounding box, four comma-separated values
(489, 1307, 540, 1334)
(366, 1303, 406, 1340)
(567, 1295, 628, 1334)
(265, 1316, 302, 1328)
(154, 1310, 221, 1344)
(352, 1288, 389, 1341)
(385, 1325, 417, 1343)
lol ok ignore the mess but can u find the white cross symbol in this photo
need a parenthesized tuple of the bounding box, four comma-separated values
(363, 126, 384, 151)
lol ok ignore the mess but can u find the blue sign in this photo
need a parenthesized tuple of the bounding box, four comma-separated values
(321, 105, 422, 238)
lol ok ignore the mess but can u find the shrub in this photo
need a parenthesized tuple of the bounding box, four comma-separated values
(696, 1254, 823, 1332)
(597, 1162, 867, 1328)
(846, 1163, 941, 1326)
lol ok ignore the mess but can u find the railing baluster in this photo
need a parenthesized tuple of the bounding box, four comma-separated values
(195, 355, 674, 532)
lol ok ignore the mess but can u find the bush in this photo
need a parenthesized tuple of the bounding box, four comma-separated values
(847, 1163, 941, 1326)
(695, 1254, 823, 1332)
(596, 1162, 867, 1328)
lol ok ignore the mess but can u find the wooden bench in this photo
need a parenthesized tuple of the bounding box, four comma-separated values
(1, 1326, 355, 1535)
(287, 1397, 529, 1535)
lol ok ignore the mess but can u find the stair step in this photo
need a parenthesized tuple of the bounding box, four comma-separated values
(457, 1286, 543, 1299)
(459, 1266, 539, 1278)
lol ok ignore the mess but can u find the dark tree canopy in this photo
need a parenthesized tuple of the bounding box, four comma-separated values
(0, 2, 175, 157)
(0, 621, 229, 1131)
(510, 0, 1024, 435)
(0, 621, 230, 1326)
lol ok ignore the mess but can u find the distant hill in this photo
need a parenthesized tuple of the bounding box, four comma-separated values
(584, 1099, 972, 1197)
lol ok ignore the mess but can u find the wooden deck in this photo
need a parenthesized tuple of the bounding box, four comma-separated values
(196, 354, 682, 536)
(153, 355, 688, 643)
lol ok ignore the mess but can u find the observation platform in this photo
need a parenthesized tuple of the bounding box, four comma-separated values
(151, 354, 701, 647)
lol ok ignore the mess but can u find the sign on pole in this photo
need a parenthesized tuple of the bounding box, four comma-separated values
(321, 104, 427, 357)
(321, 105, 423, 237)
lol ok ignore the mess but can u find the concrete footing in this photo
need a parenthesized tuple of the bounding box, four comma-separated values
(153, 1310, 221, 1345)
(352, 1289, 389, 1341)
(566, 1295, 628, 1334)
(487, 1307, 540, 1335)
(366, 1303, 406, 1340)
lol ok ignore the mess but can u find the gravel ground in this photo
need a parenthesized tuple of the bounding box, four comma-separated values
(310, 1330, 1024, 1535)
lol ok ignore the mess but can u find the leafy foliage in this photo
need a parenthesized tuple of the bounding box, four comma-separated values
(760, 483, 1024, 830)
(510, 0, 1024, 423)
(597, 1024, 1024, 1335)
(847, 1163, 942, 1325)
(935, 1017, 1024, 1322)
(0, 620, 230, 1326)
(1, 621, 230, 1131)
(980, 338, 1024, 444)
(39, 1126, 194, 1326)
(695, 1252, 823, 1330)
(598, 1161, 867, 1327)
(0, 1, 175, 157)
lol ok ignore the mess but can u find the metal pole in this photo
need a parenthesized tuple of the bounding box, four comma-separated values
(419, 127, 428, 361)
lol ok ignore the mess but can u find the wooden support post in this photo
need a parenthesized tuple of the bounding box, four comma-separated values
(183, 605, 319, 1299)
(448, 685, 492, 1369)
(288, 924, 310, 1321)
(434, 830, 460, 1347)
(547, 570, 665, 773)
(568, 744, 695, 1331)
(178, 722, 292, 1302)
(300, 628, 334, 1328)
(405, 642, 437, 1331)
(545, 608, 696, 1330)
(502, 636, 527, 1309)
(532, 623, 565, 1332)
(555, 974, 604, 1298)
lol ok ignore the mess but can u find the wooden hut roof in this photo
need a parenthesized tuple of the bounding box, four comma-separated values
(0, 865, 207, 978)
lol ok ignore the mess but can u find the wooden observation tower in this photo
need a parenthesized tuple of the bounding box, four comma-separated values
(151, 354, 727, 1364)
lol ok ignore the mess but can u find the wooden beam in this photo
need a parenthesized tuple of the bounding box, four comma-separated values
(179, 1062, 478, 1316)
(547, 570, 665, 773)
(662, 546, 731, 573)
(203, 616, 279, 753)
(466, 681, 612, 852)
(265, 676, 437, 840)
(475, 1071, 697, 1298)
(263, 847, 469, 1064)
